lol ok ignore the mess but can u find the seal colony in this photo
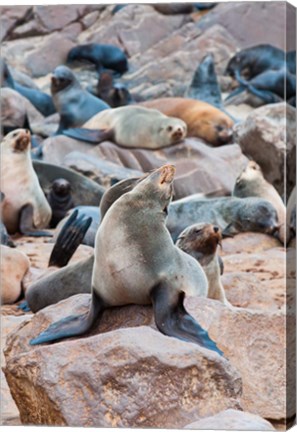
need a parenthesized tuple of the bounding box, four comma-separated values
(30, 165, 223, 356)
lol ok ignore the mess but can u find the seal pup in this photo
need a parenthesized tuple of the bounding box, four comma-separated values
(30, 164, 223, 356)
(176, 223, 231, 307)
(67, 44, 128, 76)
(51, 65, 110, 133)
(1, 59, 56, 117)
(186, 54, 222, 108)
(233, 161, 287, 244)
(88, 71, 132, 107)
(1, 245, 30, 304)
(1, 129, 52, 236)
(0, 192, 15, 247)
(167, 195, 280, 242)
(47, 178, 75, 228)
(63, 106, 187, 150)
(140, 98, 234, 146)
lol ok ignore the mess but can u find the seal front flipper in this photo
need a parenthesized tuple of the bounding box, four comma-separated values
(222, 223, 239, 238)
(151, 283, 223, 356)
(19, 204, 53, 237)
(49, 209, 92, 268)
(30, 291, 104, 345)
(63, 127, 114, 144)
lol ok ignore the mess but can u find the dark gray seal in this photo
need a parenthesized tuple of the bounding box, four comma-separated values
(51, 65, 110, 133)
(30, 165, 223, 356)
(88, 71, 132, 107)
(47, 178, 75, 228)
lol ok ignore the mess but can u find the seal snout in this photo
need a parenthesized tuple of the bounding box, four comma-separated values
(159, 164, 176, 184)
(12, 128, 31, 152)
(171, 125, 185, 141)
(217, 127, 233, 144)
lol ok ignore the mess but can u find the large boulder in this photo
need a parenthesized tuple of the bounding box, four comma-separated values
(185, 409, 275, 430)
(4, 299, 242, 427)
(234, 103, 296, 198)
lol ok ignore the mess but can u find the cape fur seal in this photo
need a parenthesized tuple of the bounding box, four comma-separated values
(233, 161, 287, 244)
(1, 129, 52, 236)
(176, 223, 231, 307)
(46, 178, 75, 228)
(140, 98, 234, 146)
(88, 71, 132, 107)
(51, 65, 110, 133)
(167, 195, 280, 242)
(63, 106, 187, 150)
(30, 164, 222, 356)
(67, 43, 128, 76)
(1, 245, 30, 304)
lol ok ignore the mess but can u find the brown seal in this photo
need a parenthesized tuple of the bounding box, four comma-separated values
(30, 164, 223, 356)
(1, 129, 52, 236)
(63, 106, 187, 150)
(176, 223, 231, 307)
(140, 97, 234, 146)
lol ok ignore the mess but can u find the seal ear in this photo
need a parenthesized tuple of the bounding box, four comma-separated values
(222, 223, 239, 238)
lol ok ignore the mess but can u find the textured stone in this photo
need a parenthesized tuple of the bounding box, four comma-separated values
(220, 233, 282, 256)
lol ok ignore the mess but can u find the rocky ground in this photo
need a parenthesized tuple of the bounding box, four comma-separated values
(1, 2, 296, 430)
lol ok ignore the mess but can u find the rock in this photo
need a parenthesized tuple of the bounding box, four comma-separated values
(220, 233, 281, 256)
(2, 32, 75, 77)
(1, 314, 32, 425)
(185, 409, 275, 430)
(63, 151, 143, 187)
(42, 135, 95, 165)
(4, 302, 242, 427)
(1, 245, 30, 305)
(184, 297, 288, 420)
(234, 103, 296, 198)
(0, 6, 32, 41)
(10, 67, 40, 89)
(197, 1, 296, 50)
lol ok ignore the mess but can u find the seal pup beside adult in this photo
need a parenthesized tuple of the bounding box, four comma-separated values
(30, 164, 222, 356)
(233, 161, 287, 244)
(46, 178, 75, 228)
(51, 65, 110, 134)
(67, 43, 128, 76)
(140, 98, 234, 146)
(88, 71, 132, 107)
(63, 105, 187, 150)
(1, 129, 52, 236)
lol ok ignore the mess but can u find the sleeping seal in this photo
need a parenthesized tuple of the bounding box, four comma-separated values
(51, 65, 110, 133)
(1, 129, 52, 236)
(30, 164, 222, 356)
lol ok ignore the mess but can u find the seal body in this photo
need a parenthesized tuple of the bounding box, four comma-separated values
(78, 106, 187, 149)
(1, 245, 30, 304)
(141, 97, 233, 146)
(1, 129, 52, 234)
(67, 44, 128, 75)
(51, 65, 110, 133)
(47, 178, 75, 228)
(167, 195, 280, 242)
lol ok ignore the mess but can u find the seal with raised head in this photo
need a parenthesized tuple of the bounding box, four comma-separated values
(1, 129, 52, 236)
(140, 97, 234, 146)
(167, 194, 280, 242)
(63, 106, 187, 150)
(67, 43, 128, 76)
(88, 71, 132, 107)
(176, 223, 231, 307)
(30, 164, 222, 356)
(47, 178, 75, 228)
(233, 160, 287, 244)
(51, 65, 110, 134)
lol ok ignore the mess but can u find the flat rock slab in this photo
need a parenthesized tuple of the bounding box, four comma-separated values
(220, 233, 282, 256)
(4, 317, 241, 427)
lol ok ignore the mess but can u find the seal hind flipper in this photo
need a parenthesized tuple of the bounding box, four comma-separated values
(19, 204, 53, 237)
(63, 127, 113, 144)
(18, 300, 31, 312)
(151, 283, 223, 356)
(49, 209, 92, 268)
(30, 291, 104, 345)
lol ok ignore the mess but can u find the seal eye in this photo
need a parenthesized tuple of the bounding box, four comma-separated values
(167, 126, 173, 133)
(195, 228, 202, 234)
(216, 125, 224, 132)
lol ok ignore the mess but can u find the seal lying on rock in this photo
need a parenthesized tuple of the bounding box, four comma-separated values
(51, 66, 110, 133)
(63, 106, 187, 150)
(140, 98, 234, 146)
(30, 165, 222, 356)
(233, 161, 287, 244)
(1, 129, 52, 236)
(176, 223, 231, 307)
(167, 195, 280, 242)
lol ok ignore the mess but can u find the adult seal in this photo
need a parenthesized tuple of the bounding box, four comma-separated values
(63, 106, 187, 150)
(176, 223, 231, 307)
(1, 129, 52, 236)
(167, 194, 280, 242)
(51, 65, 110, 133)
(140, 97, 234, 146)
(30, 164, 223, 356)
(233, 160, 286, 244)
(67, 43, 128, 76)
